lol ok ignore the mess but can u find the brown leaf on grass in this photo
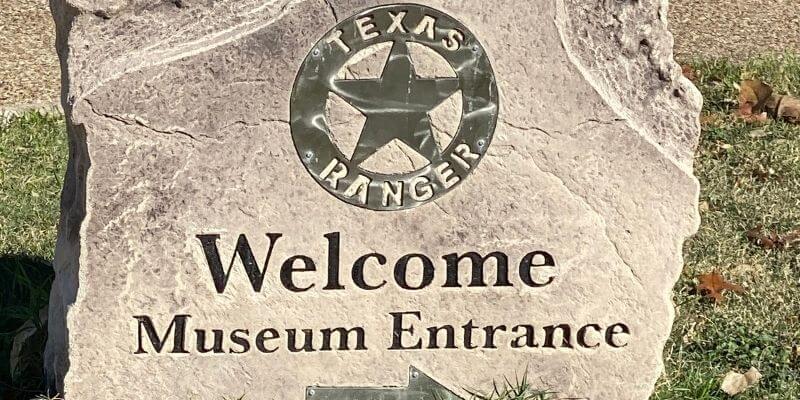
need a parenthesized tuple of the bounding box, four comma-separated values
(697, 271, 745, 303)
(751, 165, 777, 181)
(747, 225, 778, 248)
(766, 94, 800, 123)
(746, 225, 800, 249)
(737, 79, 773, 119)
(681, 64, 697, 81)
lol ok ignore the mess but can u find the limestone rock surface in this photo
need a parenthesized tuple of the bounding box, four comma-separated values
(46, 0, 701, 399)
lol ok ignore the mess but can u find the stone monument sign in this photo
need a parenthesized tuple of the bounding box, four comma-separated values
(46, 0, 701, 399)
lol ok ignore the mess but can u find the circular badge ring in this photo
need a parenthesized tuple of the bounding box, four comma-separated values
(290, 3, 499, 211)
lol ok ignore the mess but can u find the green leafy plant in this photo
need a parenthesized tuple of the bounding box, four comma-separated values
(464, 369, 555, 400)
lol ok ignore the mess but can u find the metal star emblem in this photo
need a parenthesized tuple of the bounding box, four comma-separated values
(331, 40, 460, 166)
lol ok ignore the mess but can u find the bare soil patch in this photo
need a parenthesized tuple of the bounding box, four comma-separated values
(670, 0, 800, 59)
(0, 0, 59, 106)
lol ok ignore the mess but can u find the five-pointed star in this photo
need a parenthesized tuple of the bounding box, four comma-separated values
(331, 40, 460, 166)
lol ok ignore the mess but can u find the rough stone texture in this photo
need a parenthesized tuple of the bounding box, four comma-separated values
(46, 0, 701, 399)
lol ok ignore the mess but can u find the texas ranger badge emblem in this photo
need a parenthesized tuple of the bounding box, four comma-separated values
(290, 3, 498, 211)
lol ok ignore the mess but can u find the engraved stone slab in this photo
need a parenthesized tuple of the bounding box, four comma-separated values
(46, 0, 701, 399)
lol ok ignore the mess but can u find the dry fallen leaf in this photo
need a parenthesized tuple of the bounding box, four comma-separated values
(746, 226, 800, 249)
(764, 94, 781, 116)
(766, 94, 800, 123)
(738, 79, 773, 116)
(681, 64, 697, 81)
(751, 165, 777, 181)
(697, 271, 745, 303)
(721, 367, 762, 396)
(747, 225, 776, 249)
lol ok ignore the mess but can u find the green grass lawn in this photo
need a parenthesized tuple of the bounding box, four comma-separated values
(654, 55, 800, 400)
(1, 56, 799, 399)
(1, 112, 65, 399)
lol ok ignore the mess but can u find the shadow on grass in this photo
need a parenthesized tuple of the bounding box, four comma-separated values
(0, 255, 53, 400)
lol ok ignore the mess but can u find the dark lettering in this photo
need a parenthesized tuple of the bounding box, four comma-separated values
(230, 329, 251, 354)
(255, 328, 280, 353)
(134, 314, 189, 354)
(320, 327, 367, 351)
(543, 324, 573, 349)
(606, 323, 631, 348)
(195, 329, 225, 354)
(287, 329, 315, 352)
(280, 255, 316, 292)
(352, 253, 388, 290)
(196, 233, 283, 293)
(577, 324, 602, 348)
(323, 232, 345, 290)
(483, 325, 507, 349)
(388, 311, 423, 350)
(462, 320, 479, 349)
(426, 325, 457, 349)
(442, 252, 512, 287)
(519, 251, 556, 287)
(511, 324, 538, 348)
(394, 254, 435, 290)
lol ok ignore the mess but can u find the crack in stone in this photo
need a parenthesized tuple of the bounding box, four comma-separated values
(429, 119, 455, 144)
(85, 99, 199, 142)
(427, 200, 462, 224)
(238, 206, 257, 218)
(488, 144, 517, 157)
(501, 120, 554, 137)
(526, 153, 644, 288)
(501, 115, 677, 289)
(391, 144, 422, 172)
(430, 200, 453, 217)
(572, 117, 627, 130)
(323, 0, 339, 22)
(230, 78, 274, 85)
(220, 117, 291, 132)
(502, 114, 626, 138)
(328, 117, 361, 127)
